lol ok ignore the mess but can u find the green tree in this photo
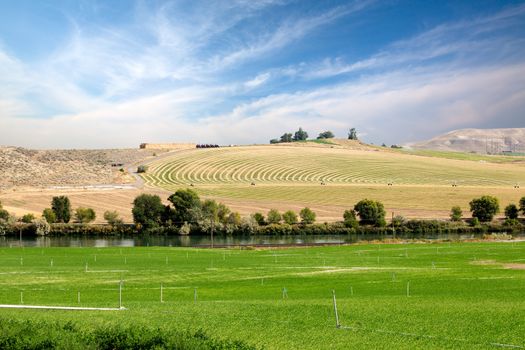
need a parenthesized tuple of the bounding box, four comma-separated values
(450, 206, 463, 222)
(469, 195, 499, 222)
(282, 210, 298, 225)
(343, 209, 358, 228)
(51, 196, 71, 223)
(252, 212, 266, 226)
(21, 213, 35, 223)
(317, 131, 335, 139)
(299, 207, 316, 224)
(217, 203, 231, 224)
(504, 204, 519, 220)
(348, 128, 358, 140)
(280, 133, 293, 143)
(74, 207, 96, 224)
(354, 199, 386, 226)
(42, 208, 56, 224)
(520, 197, 525, 216)
(168, 189, 201, 223)
(267, 209, 282, 224)
(227, 212, 241, 226)
(132, 194, 164, 228)
(103, 210, 123, 226)
(293, 127, 308, 141)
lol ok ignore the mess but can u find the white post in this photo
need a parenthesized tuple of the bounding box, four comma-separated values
(94, 255, 97, 262)
(165, 256, 168, 265)
(332, 290, 340, 328)
(160, 283, 164, 303)
(119, 281, 123, 308)
(350, 286, 353, 296)
(406, 281, 410, 297)
(194, 288, 197, 303)
(77, 291, 80, 304)
(85, 262, 88, 272)
(20, 291, 23, 304)
(50, 259, 53, 267)
(20, 257, 23, 266)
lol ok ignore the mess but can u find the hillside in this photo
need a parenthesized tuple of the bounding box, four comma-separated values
(411, 128, 525, 153)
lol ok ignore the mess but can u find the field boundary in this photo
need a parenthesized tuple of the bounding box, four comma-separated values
(0, 304, 126, 311)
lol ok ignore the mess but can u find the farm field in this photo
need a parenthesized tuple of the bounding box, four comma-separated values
(139, 144, 525, 220)
(0, 242, 524, 349)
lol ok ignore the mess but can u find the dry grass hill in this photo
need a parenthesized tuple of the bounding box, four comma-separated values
(411, 128, 525, 153)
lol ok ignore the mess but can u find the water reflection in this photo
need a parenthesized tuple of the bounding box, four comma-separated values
(0, 232, 522, 248)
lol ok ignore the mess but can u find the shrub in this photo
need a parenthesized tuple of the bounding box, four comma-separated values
(450, 206, 463, 221)
(503, 218, 521, 227)
(20, 213, 35, 223)
(504, 204, 519, 220)
(343, 209, 358, 228)
(74, 207, 96, 223)
(354, 199, 386, 227)
(470, 217, 480, 227)
(103, 210, 123, 226)
(282, 210, 298, 225)
(267, 209, 282, 224)
(0, 208, 10, 221)
(137, 165, 148, 173)
(51, 196, 71, 223)
(300, 207, 316, 224)
(227, 212, 241, 226)
(34, 219, 51, 236)
(317, 131, 335, 139)
(392, 215, 406, 227)
(469, 195, 499, 222)
(251, 212, 266, 226)
(42, 208, 56, 223)
(168, 189, 202, 223)
(519, 196, 525, 216)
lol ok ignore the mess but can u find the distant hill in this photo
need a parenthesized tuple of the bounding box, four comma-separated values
(410, 128, 525, 154)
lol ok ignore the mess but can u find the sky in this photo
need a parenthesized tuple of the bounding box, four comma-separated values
(1, 0, 524, 149)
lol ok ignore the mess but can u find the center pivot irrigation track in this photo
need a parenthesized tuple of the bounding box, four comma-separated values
(141, 146, 525, 189)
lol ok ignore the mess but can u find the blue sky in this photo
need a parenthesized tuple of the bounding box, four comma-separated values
(1, 0, 524, 148)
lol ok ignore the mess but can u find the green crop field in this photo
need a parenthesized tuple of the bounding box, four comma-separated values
(139, 145, 525, 219)
(1, 242, 524, 349)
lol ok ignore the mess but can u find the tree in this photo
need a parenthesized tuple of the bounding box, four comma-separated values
(354, 199, 386, 226)
(137, 165, 148, 173)
(282, 210, 298, 225)
(450, 206, 463, 222)
(348, 128, 358, 140)
(280, 133, 293, 143)
(74, 207, 96, 223)
(267, 209, 282, 224)
(252, 212, 266, 226)
(0, 202, 10, 221)
(317, 131, 335, 139)
(51, 196, 71, 223)
(300, 207, 316, 224)
(104, 210, 123, 226)
(217, 203, 231, 224)
(132, 194, 164, 228)
(21, 213, 35, 223)
(42, 208, 56, 224)
(202, 199, 219, 222)
(168, 189, 202, 223)
(269, 139, 280, 144)
(469, 195, 499, 222)
(227, 212, 242, 226)
(343, 209, 358, 228)
(293, 127, 308, 141)
(504, 204, 519, 220)
(520, 197, 525, 216)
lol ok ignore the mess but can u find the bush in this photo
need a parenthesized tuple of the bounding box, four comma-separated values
(103, 210, 123, 226)
(137, 165, 148, 173)
(391, 215, 406, 227)
(469, 195, 499, 222)
(504, 204, 519, 220)
(282, 210, 298, 225)
(520, 196, 525, 216)
(300, 207, 316, 224)
(20, 213, 35, 223)
(450, 206, 462, 221)
(34, 219, 51, 235)
(317, 131, 335, 139)
(267, 209, 282, 224)
(74, 207, 96, 223)
(51, 196, 71, 223)
(503, 218, 521, 227)
(470, 217, 480, 227)
(354, 199, 386, 227)
(42, 208, 56, 223)
(343, 209, 358, 228)
(0, 208, 10, 221)
(252, 212, 266, 226)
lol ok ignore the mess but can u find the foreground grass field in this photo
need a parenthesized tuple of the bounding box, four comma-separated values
(0, 242, 523, 349)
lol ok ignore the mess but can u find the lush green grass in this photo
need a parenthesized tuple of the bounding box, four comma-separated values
(397, 149, 525, 163)
(0, 242, 524, 349)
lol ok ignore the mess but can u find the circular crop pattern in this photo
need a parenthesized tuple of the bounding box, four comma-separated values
(141, 146, 525, 190)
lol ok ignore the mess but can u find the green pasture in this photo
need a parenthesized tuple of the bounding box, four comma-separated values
(0, 242, 524, 349)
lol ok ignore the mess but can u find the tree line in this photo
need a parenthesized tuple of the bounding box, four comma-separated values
(269, 127, 358, 144)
